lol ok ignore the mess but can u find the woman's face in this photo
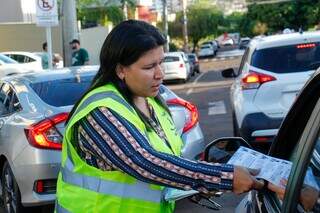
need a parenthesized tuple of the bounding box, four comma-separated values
(119, 46, 165, 98)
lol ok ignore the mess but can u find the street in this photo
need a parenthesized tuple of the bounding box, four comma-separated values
(169, 57, 244, 212)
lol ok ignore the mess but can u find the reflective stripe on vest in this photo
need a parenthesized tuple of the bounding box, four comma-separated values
(62, 152, 162, 203)
(70, 91, 135, 122)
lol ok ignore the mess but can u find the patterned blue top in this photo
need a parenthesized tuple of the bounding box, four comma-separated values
(75, 106, 234, 193)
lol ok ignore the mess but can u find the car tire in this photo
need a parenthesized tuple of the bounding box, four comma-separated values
(232, 112, 240, 137)
(1, 161, 24, 213)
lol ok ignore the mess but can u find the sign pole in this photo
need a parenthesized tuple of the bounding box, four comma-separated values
(46, 27, 53, 69)
(36, 0, 59, 69)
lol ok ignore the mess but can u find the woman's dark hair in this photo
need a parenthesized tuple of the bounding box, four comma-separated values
(67, 20, 168, 126)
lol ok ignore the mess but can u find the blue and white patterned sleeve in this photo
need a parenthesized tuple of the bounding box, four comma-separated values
(76, 107, 234, 193)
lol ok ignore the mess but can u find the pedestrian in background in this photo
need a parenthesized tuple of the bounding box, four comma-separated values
(41, 42, 49, 69)
(55, 20, 264, 213)
(70, 39, 89, 66)
(41, 42, 61, 69)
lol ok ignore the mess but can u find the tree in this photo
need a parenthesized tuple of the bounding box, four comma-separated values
(188, 5, 223, 51)
(77, 0, 128, 27)
(168, 4, 223, 51)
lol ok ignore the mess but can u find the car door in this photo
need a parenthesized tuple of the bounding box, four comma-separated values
(236, 69, 320, 213)
(0, 83, 23, 157)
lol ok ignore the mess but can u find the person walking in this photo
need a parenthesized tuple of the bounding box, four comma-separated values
(55, 20, 264, 213)
(70, 39, 89, 66)
(41, 42, 49, 69)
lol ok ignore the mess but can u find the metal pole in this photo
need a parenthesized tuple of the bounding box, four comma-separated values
(182, 0, 188, 52)
(46, 27, 53, 70)
(62, 0, 78, 66)
(162, 0, 169, 52)
(123, 1, 128, 20)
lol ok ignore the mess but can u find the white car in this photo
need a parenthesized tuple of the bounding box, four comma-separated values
(222, 31, 320, 147)
(3, 51, 64, 69)
(0, 53, 32, 77)
(163, 51, 190, 83)
(2, 51, 43, 70)
(220, 38, 234, 46)
(198, 44, 215, 58)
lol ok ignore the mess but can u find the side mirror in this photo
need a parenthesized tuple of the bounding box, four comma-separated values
(204, 137, 251, 163)
(221, 68, 236, 78)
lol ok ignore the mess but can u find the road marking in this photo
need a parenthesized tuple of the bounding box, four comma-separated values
(208, 100, 226, 115)
(186, 72, 205, 95)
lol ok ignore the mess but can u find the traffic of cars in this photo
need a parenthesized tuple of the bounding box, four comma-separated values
(222, 31, 320, 149)
(0, 66, 204, 212)
(204, 66, 320, 213)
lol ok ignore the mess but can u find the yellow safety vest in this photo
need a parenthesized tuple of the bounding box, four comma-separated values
(55, 83, 183, 213)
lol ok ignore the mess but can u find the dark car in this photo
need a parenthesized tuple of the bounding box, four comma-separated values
(187, 53, 200, 74)
(207, 67, 320, 212)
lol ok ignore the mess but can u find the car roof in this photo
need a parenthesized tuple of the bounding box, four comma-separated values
(250, 31, 320, 50)
(1, 65, 99, 84)
(1, 51, 41, 58)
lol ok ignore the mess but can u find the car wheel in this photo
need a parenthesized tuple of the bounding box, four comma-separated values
(1, 161, 23, 213)
(232, 112, 240, 137)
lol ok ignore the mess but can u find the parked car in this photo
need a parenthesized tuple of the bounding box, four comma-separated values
(0, 53, 32, 77)
(0, 65, 204, 212)
(2, 51, 43, 70)
(198, 44, 215, 58)
(187, 53, 200, 74)
(3, 51, 64, 69)
(201, 41, 218, 53)
(220, 38, 234, 46)
(204, 66, 320, 212)
(222, 31, 320, 147)
(239, 37, 251, 49)
(163, 51, 191, 83)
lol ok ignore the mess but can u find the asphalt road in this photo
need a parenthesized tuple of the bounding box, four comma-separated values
(0, 52, 242, 213)
(168, 58, 244, 213)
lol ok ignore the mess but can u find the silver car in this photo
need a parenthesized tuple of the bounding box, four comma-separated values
(0, 66, 204, 211)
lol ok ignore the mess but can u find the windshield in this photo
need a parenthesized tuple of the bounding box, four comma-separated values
(164, 56, 180, 62)
(30, 75, 94, 107)
(0, 54, 18, 64)
(251, 42, 320, 73)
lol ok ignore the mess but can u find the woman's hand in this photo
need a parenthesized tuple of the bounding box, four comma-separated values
(268, 179, 319, 211)
(233, 166, 264, 194)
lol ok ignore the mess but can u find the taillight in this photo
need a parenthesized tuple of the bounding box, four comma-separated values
(166, 98, 199, 133)
(179, 63, 184, 68)
(241, 71, 276, 89)
(24, 113, 69, 150)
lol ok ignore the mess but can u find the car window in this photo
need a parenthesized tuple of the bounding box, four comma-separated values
(251, 42, 320, 73)
(0, 83, 15, 116)
(30, 75, 94, 107)
(164, 56, 180, 62)
(276, 97, 320, 212)
(0, 54, 18, 64)
(237, 48, 250, 75)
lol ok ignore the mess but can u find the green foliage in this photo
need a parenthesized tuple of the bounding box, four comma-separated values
(169, 42, 178, 51)
(168, 4, 223, 51)
(240, 0, 320, 36)
(78, 6, 124, 27)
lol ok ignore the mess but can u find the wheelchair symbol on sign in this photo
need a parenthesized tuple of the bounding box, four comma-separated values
(37, 0, 54, 11)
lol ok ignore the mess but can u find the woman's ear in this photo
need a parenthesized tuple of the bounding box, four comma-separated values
(116, 64, 125, 80)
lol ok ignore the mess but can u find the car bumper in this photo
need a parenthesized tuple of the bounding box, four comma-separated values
(240, 112, 283, 144)
(164, 72, 187, 81)
(180, 123, 205, 160)
(13, 147, 61, 206)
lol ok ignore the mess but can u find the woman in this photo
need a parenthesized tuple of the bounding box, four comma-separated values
(55, 20, 263, 213)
